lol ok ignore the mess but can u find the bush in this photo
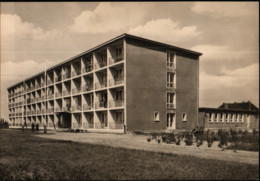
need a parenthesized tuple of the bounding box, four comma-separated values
(184, 132, 193, 146)
(218, 129, 229, 148)
(193, 127, 204, 147)
(206, 131, 214, 147)
(36, 124, 39, 131)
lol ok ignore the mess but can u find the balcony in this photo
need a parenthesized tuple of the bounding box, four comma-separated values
(71, 105, 82, 111)
(109, 77, 124, 86)
(48, 94, 54, 99)
(83, 103, 93, 110)
(95, 81, 107, 89)
(82, 65, 93, 73)
(109, 100, 124, 108)
(47, 80, 53, 85)
(37, 110, 41, 114)
(95, 101, 107, 109)
(55, 92, 62, 98)
(32, 111, 36, 115)
(48, 108, 54, 113)
(95, 62, 107, 69)
(72, 88, 82, 95)
(109, 123, 124, 129)
(55, 107, 62, 112)
(27, 111, 31, 115)
(167, 103, 175, 109)
(41, 82, 45, 87)
(27, 99, 31, 104)
(55, 75, 62, 82)
(63, 105, 71, 112)
(35, 84, 40, 89)
(36, 97, 41, 102)
(41, 110, 45, 114)
(109, 57, 123, 65)
(82, 84, 93, 92)
(63, 73, 71, 80)
(63, 90, 71, 96)
(41, 95, 46, 100)
(71, 70, 81, 78)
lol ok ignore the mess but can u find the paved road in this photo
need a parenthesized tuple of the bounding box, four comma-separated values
(36, 131, 259, 165)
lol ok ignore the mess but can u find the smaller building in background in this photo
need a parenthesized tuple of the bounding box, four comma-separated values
(199, 101, 259, 130)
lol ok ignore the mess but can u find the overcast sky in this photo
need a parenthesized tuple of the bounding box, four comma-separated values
(1, 2, 259, 120)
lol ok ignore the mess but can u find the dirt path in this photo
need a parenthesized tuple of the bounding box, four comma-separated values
(36, 131, 259, 165)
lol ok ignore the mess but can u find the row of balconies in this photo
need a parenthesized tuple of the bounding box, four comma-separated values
(9, 102, 23, 108)
(8, 55, 124, 98)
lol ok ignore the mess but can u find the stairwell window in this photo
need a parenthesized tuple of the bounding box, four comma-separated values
(182, 113, 187, 121)
(154, 112, 159, 122)
(167, 51, 176, 68)
(167, 72, 175, 88)
(116, 47, 123, 59)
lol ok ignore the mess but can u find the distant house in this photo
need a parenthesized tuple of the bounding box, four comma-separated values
(199, 101, 259, 130)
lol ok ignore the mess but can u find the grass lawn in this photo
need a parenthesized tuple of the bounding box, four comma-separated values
(0, 129, 259, 180)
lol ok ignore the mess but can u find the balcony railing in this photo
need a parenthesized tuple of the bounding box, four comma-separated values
(41, 110, 45, 114)
(32, 111, 36, 115)
(55, 75, 62, 82)
(109, 56, 123, 65)
(37, 110, 41, 114)
(55, 107, 62, 112)
(35, 84, 40, 89)
(47, 80, 53, 85)
(55, 92, 62, 98)
(95, 101, 107, 109)
(82, 84, 93, 92)
(72, 105, 82, 111)
(63, 73, 71, 80)
(36, 97, 41, 102)
(71, 70, 81, 77)
(42, 95, 46, 100)
(95, 81, 107, 89)
(63, 90, 71, 96)
(83, 123, 94, 129)
(48, 94, 54, 99)
(41, 82, 45, 87)
(48, 108, 54, 113)
(109, 100, 124, 108)
(82, 65, 93, 73)
(167, 103, 175, 109)
(83, 103, 93, 110)
(109, 122, 124, 129)
(72, 88, 82, 95)
(63, 105, 71, 112)
(109, 77, 124, 86)
(95, 62, 107, 69)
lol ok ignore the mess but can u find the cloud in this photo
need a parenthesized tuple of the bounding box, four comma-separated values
(199, 63, 259, 107)
(191, 2, 258, 17)
(200, 63, 259, 89)
(192, 45, 258, 62)
(1, 60, 55, 85)
(128, 18, 202, 44)
(1, 14, 61, 41)
(70, 2, 146, 33)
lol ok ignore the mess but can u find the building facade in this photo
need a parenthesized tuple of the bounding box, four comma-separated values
(199, 101, 259, 130)
(7, 34, 202, 133)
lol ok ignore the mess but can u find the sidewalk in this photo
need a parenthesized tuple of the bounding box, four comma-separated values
(36, 131, 259, 165)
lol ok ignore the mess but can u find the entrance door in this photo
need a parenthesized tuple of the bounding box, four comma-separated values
(58, 113, 71, 128)
(167, 113, 175, 129)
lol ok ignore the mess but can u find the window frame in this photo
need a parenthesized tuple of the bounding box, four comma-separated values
(182, 112, 187, 122)
(154, 111, 160, 122)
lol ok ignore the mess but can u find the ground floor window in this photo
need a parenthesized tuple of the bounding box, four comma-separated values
(167, 113, 175, 128)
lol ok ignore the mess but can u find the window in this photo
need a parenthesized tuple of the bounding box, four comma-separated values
(242, 114, 245, 123)
(167, 52, 175, 68)
(116, 47, 123, 59)
(167, 72, 175, 88)
(225, 113, 229, 122)
(214, 113, 218, 122)
(116, 111, 124, 122)
(154, 112, 159, 121)
(220, 113, 224, 122)
(208, 113, 212, 122)
(182, 113, 187, 121)
(115, 68, 123, 80)
(167, 93, 175, 108)
(167, 113, 175, 128)
(115, 90, 123, 100)
(239, 114, 242, 122)
(230, 113, 234, 122)
(101, 53, 107, 65)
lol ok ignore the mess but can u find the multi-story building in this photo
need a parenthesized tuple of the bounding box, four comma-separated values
(199, 101, 259, 130)
(7, 33, 202, 133)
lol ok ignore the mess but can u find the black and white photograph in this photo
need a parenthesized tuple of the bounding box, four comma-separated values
(0, 2, 259, 180)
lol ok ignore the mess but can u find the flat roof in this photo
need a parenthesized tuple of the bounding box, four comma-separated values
(7, 33, 202, 90)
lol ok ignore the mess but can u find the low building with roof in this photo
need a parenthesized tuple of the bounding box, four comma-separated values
(198, 101, 259, 130)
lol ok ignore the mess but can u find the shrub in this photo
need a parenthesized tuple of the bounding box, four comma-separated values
(218, 130, 229, 148)
(36, 124, 39, 131)
(76, 129, 81, 133)
(193, 127, 204, 147)
(184, 131, 193, 146)
(206, 131, 214, 147)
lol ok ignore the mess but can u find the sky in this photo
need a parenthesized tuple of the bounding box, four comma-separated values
(0, 2, 259, 120)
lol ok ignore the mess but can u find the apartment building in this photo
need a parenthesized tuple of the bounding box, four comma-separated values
(7, 34, 202, 133)
(199, 101, 259, 130)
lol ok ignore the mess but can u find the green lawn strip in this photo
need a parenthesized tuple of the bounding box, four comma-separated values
(0, 129, 258, 180)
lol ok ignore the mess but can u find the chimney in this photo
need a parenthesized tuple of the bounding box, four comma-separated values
(224, 103, 228, 109)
